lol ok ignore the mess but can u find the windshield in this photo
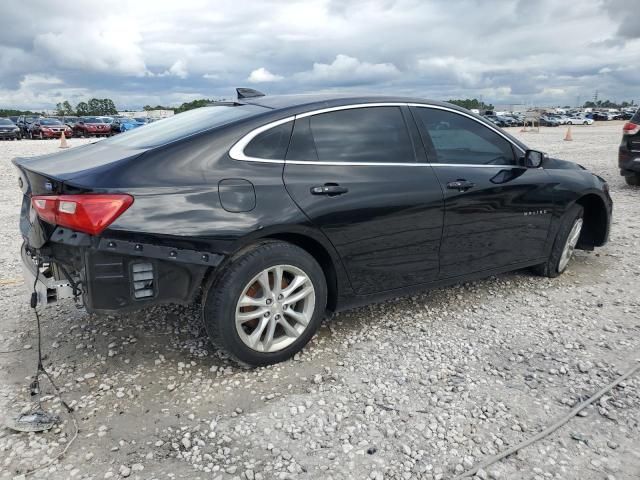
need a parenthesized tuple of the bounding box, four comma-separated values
(102, 105, 265, 148)
(41, 119, 63, 125)
(0, 119, 14, 125)
(84, 117, 104, 123)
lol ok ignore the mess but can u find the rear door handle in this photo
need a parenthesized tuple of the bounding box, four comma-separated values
(446, 180, 475, 192)
(311, 184, 349, 196)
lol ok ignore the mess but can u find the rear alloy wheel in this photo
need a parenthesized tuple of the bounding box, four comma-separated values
(202, 241, 327, 366)
(532, 204, 584, 278)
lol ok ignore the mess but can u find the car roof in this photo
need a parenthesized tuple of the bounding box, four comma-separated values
(240, 93, 459, 113)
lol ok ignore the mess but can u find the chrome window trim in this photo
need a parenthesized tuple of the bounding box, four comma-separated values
(228, 115, 296, 162)
(228, 102, 526, 163)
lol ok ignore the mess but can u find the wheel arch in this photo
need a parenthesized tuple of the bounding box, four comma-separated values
(202, 226, 350, 313)
(575, 193, 609, 250)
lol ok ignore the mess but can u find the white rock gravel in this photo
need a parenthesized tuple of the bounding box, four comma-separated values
(0, 126, 639, 479)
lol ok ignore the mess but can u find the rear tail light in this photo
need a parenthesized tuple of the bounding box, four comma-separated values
(31, 194, 133, 235)
(622, 122, 640, 135)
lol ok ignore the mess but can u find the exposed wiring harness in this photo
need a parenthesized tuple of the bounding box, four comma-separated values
(454, 360, 640, 479)
(12, 257, 80, 477)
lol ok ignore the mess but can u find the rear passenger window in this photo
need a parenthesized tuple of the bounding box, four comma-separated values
(414, 108, 516, 166)
(244, 121, 293, 159)
(307, 107, 414, 163)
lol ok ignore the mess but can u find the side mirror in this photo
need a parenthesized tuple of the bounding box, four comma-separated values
(523, 149, 545, 168)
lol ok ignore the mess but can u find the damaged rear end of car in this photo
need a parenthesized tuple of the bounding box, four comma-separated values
(14, 102, 268, 314)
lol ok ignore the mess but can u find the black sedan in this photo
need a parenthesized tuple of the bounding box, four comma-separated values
(0, 118, 21, 140)
(14, 91, 612, 366)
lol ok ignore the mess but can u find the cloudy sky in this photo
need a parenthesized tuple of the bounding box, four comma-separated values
(0, 0, 638, 110)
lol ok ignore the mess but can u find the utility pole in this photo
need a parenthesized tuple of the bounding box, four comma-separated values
(593, 90, 599, 103)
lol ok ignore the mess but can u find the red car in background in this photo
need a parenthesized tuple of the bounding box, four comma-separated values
(74, 117, 112, 137)
(28, 118, 73, 139)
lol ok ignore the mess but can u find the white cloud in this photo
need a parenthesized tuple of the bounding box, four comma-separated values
(158, 60, 188, 79)
(294, 54, 400, 85)
(248, 67, 283, 83)
(32, 18, 148, 76)
(1, 0, 639, 108)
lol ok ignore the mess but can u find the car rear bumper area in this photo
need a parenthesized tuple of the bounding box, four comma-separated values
(619, 149, 640, 174)
(22, 244, 77, 306)
(21, 230, 222, 314)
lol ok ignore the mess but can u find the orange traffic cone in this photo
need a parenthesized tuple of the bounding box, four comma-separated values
(563, 126, 573, 141)
(59, 131, 69, 149)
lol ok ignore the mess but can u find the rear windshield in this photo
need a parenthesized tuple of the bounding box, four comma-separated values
(102, 105, 265, 148)
(632, 109, 640, 123)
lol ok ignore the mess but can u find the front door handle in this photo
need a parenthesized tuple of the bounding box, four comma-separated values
(446, 179, 475, 192)
(311, 184, 349, 196)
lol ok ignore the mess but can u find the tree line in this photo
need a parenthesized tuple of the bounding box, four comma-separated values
(582, 99, 636, 109)
(55, 98, 118, 116)
(447, 98, 495, 111)
(143, 98, 222, 114)
(4, 96, 634, 120)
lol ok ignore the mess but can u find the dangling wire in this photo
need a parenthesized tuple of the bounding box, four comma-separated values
(11, 255, 80, 476)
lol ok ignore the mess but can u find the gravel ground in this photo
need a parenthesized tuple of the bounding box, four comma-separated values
(0, 124, 639, 480)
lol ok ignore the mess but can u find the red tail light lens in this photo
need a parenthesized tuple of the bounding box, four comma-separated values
(31, 194, 133, 235)
(622, 122, 639, 135)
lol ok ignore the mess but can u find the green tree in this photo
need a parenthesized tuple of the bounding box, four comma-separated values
(55, 100, 74, 116)
(76, 101, 89, 116)
(87, 98, 101, 115)
(101, 98, 118, 115)
(447, 98, 494, 111)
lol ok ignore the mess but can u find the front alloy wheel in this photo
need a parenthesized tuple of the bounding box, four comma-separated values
(558, 218, 583, 273)
(531, 204, 584, 278)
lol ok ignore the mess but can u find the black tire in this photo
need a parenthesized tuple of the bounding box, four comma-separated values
(202, 241, 327, 367)
(531, 204, 584, 278)
(625, 174, 640, 186)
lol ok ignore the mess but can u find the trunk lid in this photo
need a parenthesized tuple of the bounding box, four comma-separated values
(13, 142, 148, 247)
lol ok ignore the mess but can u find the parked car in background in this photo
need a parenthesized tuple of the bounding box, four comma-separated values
(16, 115, 38, 137)
(111, 117, 144, 133)
(619, 109, 640, 186)
(539, 116, 560, 127)
(28, 118, 73, 139)
(14, 92, 612, 366)
(496, 115, 517, 127)
(0, 118, 21, 140)
(62, 116, 80, 133)
(567, 116, 594, 125)
(591, 112, 610, 121)
(74, 117, 112, 137)
(483, 114, 509, 127)
(99, 116, 115, 127)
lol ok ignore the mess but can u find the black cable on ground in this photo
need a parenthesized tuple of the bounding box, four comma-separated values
(454, 360, 640, 479)
(12, 258, 80, 476)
